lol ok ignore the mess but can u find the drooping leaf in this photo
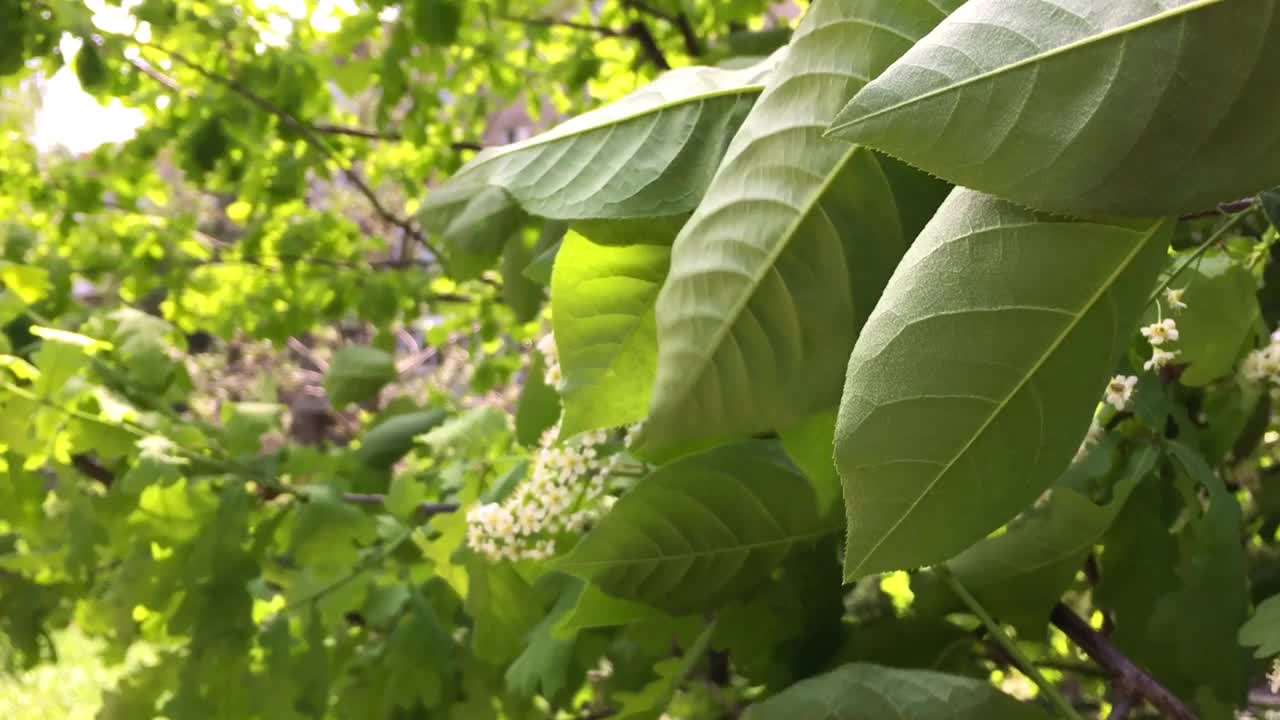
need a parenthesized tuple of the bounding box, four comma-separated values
(356, 409, 447, 469)
(1240, 593, 1280, 658)
(555, 440, 835, 613)
(826, 0, 1280, 217)
(501, 232, 544, 323)
(836, 189, 1173, 580)
(420, 52, 783, 269)
(641, 0, 956, 452)
(324, 346, 397, 407)
(917, 445, 1159, 638)
(505, 580, 579, 700)
(551, 233, 669, 437)
(743, 663, 1051, 720)
(466, 558, 545, 665)
(514, 353, 561, 446)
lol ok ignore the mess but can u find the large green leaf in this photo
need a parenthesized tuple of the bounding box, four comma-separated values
(826, 0, 1280, 217)
(1240, 593, 1280, 658)
(743, 663, 1051, 720)
(419, 52, 783, 270)
(551, 233, 670, 437)
(1156, 253, 1259, 386)
(641, 0, 956, 452)
(554, 440, 836, 614)
(836, 189, 1172, 580)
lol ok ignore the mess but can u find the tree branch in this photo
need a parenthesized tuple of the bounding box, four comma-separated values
(501, 15, 621, 36)
(1050, 604, 1197, 720)
(342, 493, 460, 519)
(1179, 197, 1256, 221)
(625, 20, 670, 70)
(128, 45, 449, 270)
(623, 1, 702, 56)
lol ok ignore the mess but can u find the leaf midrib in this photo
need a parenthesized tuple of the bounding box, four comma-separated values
(827, 0, 1225, 133)
(846, 219, 1165, 578)
(657, 142, 866, 414)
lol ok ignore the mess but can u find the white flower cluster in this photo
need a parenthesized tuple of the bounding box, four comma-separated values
(1243, 329, 1280, 388)
(466, 424, 620, 562)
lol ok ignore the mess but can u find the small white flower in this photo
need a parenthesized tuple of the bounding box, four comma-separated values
(536, 333, 558, 362)
(1140, 318, 1179, 346)
(1103, 375, 1138, 411)
(1269, 658, 1280, 694)
(1163, 287, 1187, 311)
(1144, 348, 1180, 371)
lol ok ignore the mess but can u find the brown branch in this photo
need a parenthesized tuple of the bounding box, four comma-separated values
(129, 44, 449, 271)
(72, 454, 115, 487)
(625, 20, 670, 69)
(1108, 692, 1137, 720)
(1050, 603, 1197, 720)
(623, 1, 702, 56)
(501, 15, 621, 36)
(342, 493, 460, 519)
(1179, 197, 1256, 221)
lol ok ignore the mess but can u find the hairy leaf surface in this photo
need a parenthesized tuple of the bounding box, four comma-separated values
(836, 190, 1172, 579)
(641, 0, 956, 452)
(827, 0, 1280, 217)
(420, 52, 782, 271)
(743, 663, 1051, 720)
(551, 233, 669, 437)
(554, 440, 836, 613)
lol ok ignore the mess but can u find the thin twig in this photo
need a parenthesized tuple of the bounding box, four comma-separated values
(1050, 604, 1197, 720)
(130, 45, 448, 270)
(624, 20, 670, 69)
(500, 14, 620, 36)
(1107, 692, 1137, 720)
(341, 493, 460, 518)
(624, 1, 702, 56)
(1178, 197, 1256, 221)
(1148, 204, 1254, 306)
(937, 566, 1084, 720)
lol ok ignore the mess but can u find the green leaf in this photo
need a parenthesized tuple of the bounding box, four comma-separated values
(420, 53, 782, 262)
(554, 440, 834, 613)
(550, 582, 672, 640)
(514, 353, 561, 446)
(836, 189, 1173, 580)
(420, 405, 510, 455)
(1240, 593, 1280, 658)
(921, 445, 1158, 638)
(641, 0, 956, 452)
(0, 264, 50, 305)
(1097, 444, 1250, 713)
(466, 559, 545, 665)
(522, 220, 568, 286)
(612, 620, 717, 720)
(356, 409, 447, 468)
(385, 474, 427, 521)
(551, 233, 669, 437)
(505, 580, 579, 700)
(826, 0, 1280, 217)
(779, 408, 841, 519)
(743, 663, 1051, 720)
(501, 233, 544, 323)
(1160, 253, 1259, 386)
(1262, 189, 1280, 230)
(411, 0, 460, 45)
(325, 346, 397, 407)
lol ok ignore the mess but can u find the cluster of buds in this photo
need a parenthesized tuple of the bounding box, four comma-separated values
(1140, 287, 1187, 372)
(1242, 329, 1280, 389)
(538, 332, 562, 389)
